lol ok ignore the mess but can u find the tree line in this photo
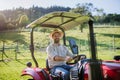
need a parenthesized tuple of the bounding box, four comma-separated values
(0, 3, 120, 31)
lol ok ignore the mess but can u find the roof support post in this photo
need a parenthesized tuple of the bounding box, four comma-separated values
(59, 28, 66, 46)
(30, 28, 39, 67)
(88, 20, 103, 80)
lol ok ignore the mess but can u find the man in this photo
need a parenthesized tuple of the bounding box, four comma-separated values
(46, 29, 74, 80)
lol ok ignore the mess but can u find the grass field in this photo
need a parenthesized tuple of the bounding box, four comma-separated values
(0, 50, 47, 80)
(0, 26, 120, 80)
(0, 50, 120, 80)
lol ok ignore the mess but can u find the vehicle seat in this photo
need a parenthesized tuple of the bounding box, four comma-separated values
(46, 59, 50, 71)
(46, 59, 63, 80)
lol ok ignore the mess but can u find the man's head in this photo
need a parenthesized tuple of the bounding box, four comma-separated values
(50, 29, 63, 43)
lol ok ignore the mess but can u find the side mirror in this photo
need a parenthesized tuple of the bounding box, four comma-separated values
(69, 39, 78, 55)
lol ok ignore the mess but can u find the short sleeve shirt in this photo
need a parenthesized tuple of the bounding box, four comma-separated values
(46, 43, 73, 68)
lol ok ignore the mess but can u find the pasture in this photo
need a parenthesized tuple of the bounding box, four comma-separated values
(0, 26, 120, 80)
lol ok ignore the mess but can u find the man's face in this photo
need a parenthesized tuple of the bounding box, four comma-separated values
(52, 32, 61, 43)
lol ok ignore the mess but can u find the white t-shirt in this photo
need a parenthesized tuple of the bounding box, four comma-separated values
(46, 43, 73, 68)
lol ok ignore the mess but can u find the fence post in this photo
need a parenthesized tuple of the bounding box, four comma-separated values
(14, 40, 19, 60)
(1, 41, 5, 61)
(1, 51, 3, 61)
(2, 41, 5, 53)
(15, 41, 18, 60)
(113, 35, 115, 51)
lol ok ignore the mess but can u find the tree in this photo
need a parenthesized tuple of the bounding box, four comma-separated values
(0, 13, 7, 31)
(70, 3, 94, 15)
(70, 3, 94, 32)
(102, 14, 120, 25)
(0, 12, 19, 31)
(70, 3, 106, 32)
(18, 14, 29, 28)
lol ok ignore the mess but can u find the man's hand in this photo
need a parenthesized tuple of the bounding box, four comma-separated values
(65, 56, 73, 62)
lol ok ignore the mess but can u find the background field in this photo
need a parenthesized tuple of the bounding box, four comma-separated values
(0, 26, 120, 80)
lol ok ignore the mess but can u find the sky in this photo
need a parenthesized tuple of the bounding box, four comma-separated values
(0, 0, 120, 14)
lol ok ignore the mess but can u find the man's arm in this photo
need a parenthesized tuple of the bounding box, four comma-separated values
(54, 56, 73, 62)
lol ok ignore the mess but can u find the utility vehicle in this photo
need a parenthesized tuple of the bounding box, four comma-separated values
(21, 11, 120, 80)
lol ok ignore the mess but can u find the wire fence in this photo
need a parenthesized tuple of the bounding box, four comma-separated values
(0, 33, 120, 61)
(0, 26, 120, 60)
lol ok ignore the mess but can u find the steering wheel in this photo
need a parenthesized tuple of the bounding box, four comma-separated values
(73, 54, 87, 63)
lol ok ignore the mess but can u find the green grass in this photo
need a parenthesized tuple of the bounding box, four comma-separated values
(0, 49, 120, 80)
(0, 50, 47, 80)
(0, 26, 120, 80)
(0, 59, 29, 80)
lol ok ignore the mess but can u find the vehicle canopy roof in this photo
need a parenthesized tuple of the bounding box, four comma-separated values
(26, 11, 90, 30)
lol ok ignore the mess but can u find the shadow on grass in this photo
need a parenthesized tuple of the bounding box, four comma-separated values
(0, 31, 28, 45)
(97, 42, 110, 48)
(96, 33, 120, 48)
(96, 33, 120, 38)
(16, 59, 26, 65)
(0, 58, 29, 66)
(0, 59, 11, 65)
(2, 52, 9, 58)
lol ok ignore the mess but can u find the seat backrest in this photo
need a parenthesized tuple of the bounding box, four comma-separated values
(69, 38, 78, 55)
(46, 59, 50, 71)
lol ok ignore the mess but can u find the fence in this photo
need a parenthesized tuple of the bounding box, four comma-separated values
(0, 33, 120, 61)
